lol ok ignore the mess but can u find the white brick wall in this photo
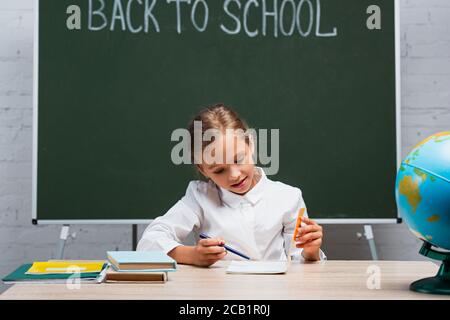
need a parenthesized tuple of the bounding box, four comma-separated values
(400, 0, 450, 155)
(1, 0, 449, 291)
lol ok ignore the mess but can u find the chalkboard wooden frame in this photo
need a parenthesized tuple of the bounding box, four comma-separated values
(31, 0, 402, 225)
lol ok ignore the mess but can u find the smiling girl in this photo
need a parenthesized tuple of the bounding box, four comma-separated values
(137, 104, 326, 267)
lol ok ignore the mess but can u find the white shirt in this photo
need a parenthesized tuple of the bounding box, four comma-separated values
(137, 167, 326, 262)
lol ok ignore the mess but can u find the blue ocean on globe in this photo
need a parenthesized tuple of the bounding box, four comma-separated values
(395, 132, 450, 250)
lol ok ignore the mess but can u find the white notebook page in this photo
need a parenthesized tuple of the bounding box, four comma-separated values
(226, 261, 288, 274)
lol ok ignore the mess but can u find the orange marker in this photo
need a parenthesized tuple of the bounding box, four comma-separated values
(292, 207, 305, 241)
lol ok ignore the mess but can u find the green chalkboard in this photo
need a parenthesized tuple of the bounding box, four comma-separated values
(34, 0, 399, 223)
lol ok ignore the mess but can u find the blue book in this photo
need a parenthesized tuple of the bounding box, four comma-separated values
(107, 251, 177, 272)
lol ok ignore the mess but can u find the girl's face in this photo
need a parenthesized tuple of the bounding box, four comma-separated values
(197, 132, 257, 195)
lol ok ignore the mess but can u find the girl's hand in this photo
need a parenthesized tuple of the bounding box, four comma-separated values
(295, 217, 323, 261)
(192, 237, 228, 267)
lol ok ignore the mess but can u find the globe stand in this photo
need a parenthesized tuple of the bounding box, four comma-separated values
(410, 241, 450, 295)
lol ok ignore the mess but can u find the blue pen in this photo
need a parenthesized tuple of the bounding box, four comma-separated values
(199, 232, 251, 260)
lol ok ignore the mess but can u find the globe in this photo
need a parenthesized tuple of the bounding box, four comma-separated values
(395, 131, 450, 295)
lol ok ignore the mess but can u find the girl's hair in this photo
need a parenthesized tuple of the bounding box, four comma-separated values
(187, 103, 251, 171)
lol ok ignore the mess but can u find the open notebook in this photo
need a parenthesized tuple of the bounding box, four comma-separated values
(226, 261, 288, 274)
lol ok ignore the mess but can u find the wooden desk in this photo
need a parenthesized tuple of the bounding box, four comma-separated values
(1, 260, 449, 300)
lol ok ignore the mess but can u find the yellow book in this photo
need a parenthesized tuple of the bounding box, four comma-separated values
(26, 261, 106, 275)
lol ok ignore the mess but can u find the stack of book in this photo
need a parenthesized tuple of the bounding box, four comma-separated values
(105, 251, 177, 283)
(2, 260, 108, 284)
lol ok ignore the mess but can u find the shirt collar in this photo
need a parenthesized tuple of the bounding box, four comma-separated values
(217, 167, 267, 208)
